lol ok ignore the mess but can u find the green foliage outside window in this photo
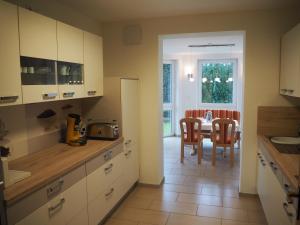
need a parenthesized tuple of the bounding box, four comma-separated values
(201, 62, 234, 103)
(163, 64, 172, 103)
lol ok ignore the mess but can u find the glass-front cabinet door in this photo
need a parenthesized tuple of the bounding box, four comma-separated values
(20, 56, 59, 103)
(57, 61, 84, 99)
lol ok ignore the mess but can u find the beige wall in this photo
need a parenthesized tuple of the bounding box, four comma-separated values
(5, 0, 102, 35)
(102, 8, 300, 193)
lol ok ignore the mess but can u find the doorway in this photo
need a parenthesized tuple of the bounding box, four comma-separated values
(160, 31, 245, 191)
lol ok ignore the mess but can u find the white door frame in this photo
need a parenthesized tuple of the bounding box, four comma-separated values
(158, 31, 246, 191)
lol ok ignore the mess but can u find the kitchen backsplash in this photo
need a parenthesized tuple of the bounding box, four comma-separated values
(0, 100, 82, 160)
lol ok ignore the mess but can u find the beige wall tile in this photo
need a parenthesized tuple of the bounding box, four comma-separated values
(0, 99, 82, 159)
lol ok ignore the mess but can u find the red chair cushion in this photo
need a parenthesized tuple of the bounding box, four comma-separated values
(185, 109, 240, 123)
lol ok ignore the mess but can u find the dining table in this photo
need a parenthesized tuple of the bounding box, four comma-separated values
(198, 117, 240, 132)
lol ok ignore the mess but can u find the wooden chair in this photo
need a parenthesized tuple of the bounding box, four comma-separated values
(179, 118, 203, 164)
(211, 118, 237, 167)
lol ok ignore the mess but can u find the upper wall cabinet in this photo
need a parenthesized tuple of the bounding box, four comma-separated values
(0, 1, 22, 106)
(280, 23, 300, 97)
(84, 31, 103, 97)
(19, 7, 57, 60)
(57, 22, 84, 64)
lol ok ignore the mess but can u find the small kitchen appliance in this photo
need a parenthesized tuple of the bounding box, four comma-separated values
(87, 121, 119, 140)
(66, 114, 87, 146)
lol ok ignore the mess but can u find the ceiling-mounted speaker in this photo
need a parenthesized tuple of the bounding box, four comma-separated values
(122, 25, 142, 45)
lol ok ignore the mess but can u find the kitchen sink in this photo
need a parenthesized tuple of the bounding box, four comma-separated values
(270, 137, 300, 154)
(271, 136, 300, 145)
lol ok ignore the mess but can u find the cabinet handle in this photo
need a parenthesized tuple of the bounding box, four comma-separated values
(284, 183, 290, 191)
(48, 198, 65, 216)
(87, 90, 97, 96)
(105, 188, 114, 198)
(104, 163, 113, 174)
(283, 202, 294, 217)
(47, 179, 64, 197)
(270, 162, 278, 170)
(0, 96, 18, 103)
(63, 92, 75, 98)
(125, 150, 132, 157)
(125, 140, 132, 145)
(43, 93, 57, 100)
(104, 150, 113, 161)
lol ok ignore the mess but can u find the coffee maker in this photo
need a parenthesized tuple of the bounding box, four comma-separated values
(66, 114, 87, 146)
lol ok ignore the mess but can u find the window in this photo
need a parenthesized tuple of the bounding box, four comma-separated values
(198, 59, 237, 107)
(163, 62, 175, 137)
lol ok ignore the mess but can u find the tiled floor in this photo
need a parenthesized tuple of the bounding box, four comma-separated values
(105, 137, 267, 225)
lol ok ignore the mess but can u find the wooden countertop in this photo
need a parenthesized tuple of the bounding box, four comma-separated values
(258, 135, 300, 189)
(4, 138, 123, 205)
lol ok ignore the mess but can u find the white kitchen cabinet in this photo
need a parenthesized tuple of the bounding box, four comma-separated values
(86, 152, 124, 203)
(57, 22, 84, 99)
(19, 7, 57, 60)
(57, 22, 84, 64)
(15, 203, 49, 225)
(257, 148, 295, 225)
(83, 31, 103, 97)
(86, 144, 125, 225)
(0, 1, 22, 106)
(280, 23, 300, 97)
(88, 175, 124, 225)
(15, 177, 88, 225)
(121, 79, 140, 188)
(58, 85, 84, 100)
(22, 85, 59, 104)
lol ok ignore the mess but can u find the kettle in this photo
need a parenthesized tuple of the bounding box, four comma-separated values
(66, 114, 87, 146)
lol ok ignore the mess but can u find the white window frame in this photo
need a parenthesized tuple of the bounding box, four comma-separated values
(197, 58, 238, 109)
(163, 60, 176, 136)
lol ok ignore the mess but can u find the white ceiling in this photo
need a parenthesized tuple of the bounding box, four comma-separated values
(57, 0, 299, 22)
(163, 34, 244, 55)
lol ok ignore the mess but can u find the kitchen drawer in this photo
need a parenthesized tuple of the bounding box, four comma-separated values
(87, 176, 124, 225)
(259, 142, 283, 184)
(15, 177, 87, 225)
(122, 147, 139, 191)
(7, 165, 86, 225)
(60, 177, 88, 224)
(86, 143, 123, 175)
(86, 152, 124, 203)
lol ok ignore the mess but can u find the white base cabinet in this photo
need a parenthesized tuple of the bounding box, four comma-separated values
(15, 177, 88, 225)
(257, 147, 296, 225)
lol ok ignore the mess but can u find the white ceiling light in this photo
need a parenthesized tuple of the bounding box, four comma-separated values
(214, 77, 221, 83)
(226, 77, 234, 83)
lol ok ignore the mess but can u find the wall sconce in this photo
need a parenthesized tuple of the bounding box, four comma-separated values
(187, 73, 194, 82)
